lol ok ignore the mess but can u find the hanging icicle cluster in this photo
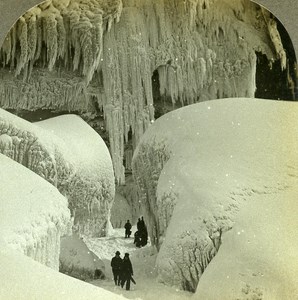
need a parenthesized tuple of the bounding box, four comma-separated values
(0, 0, 122, 81)
(0, 0, 286, 183)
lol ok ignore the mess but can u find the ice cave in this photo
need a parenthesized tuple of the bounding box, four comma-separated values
(0, 0, 297, 299)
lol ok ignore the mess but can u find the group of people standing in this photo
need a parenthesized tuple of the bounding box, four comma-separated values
(109, 217, 149, 291)
(134, 217, 148, 247)
(124, 217, 148, 247)
(111, 251, 134, 291)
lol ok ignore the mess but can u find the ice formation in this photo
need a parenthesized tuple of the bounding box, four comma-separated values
(0, 153, 70, 270)
(60, 233, 106, 281)
(0, 109, 115, 237)
(110, 192, 133, 228)
(132, 98, 298, 295)
(0, 0, 286, 182)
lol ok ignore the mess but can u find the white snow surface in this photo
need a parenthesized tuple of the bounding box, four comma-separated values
(0, 109, 115, 236)
(60, 233, 105, 280)
(0, 247, 128, 300)
(0, 153, 70, 270)
(85, 227, 192, 300)
(36, 114, 113, 179)
(0, 154, 127, 300)
(132, 98, 298, 296)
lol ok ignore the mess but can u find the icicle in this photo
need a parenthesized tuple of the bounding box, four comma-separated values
(0, 0, 288, 183)
(261, 7, 287, 71)
(15, 17, 28, 76)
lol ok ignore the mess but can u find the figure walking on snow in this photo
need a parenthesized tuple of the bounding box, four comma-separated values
(121, 253, 134, 290)
(111, 251, 122, 286)
(124, 220, 132, 238)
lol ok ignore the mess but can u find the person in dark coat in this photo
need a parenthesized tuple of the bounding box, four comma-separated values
(140, 216, 145, 230)
(140, 225, 148, 246)
(137, 218, 142, 231)
(124, 220, 132, 238)
(120, 253, 134, 290)
(111, 251, 122, 286)
(134, 230, 142, 248)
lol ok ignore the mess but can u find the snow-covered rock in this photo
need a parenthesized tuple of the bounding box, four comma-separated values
(60, 233, 105, 281)
(0, 109, 115, 237)
(132, 98, 298, 295)
(0, 153, 70, 270)
(36, 114, 115, 237)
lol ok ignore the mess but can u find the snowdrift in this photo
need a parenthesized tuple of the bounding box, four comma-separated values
(0, 153, 70, 270)
(0, 246, 128, 300)
(60, 233, 105, 281)
(132, 98, 298, 297)
(0, 109, 115, 236)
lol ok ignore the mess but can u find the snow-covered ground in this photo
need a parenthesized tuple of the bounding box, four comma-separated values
(85, 227, 192, 300)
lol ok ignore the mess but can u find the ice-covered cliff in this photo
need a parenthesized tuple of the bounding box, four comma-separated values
(0, 109, 115, 237)
(0, 0, 287, 182)
(132, 98, 298, 295)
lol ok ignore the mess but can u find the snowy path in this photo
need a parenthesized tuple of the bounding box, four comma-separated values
(84, 228, 192, 300)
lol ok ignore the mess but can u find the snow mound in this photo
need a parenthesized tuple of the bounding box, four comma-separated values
(194, 189, 298, 300)
(0, 109, 115, 236)
(132, 98, 298, 295)
(0, 247, 128, 300)
(0, 153, 70, 270)
(37, 115, 115, 236)
(60, 233, 105, 281)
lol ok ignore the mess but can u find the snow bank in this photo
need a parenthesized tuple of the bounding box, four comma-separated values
(60, 233, 105, 281)
(0, 246, 128, 300)
(194, 189, 298, 300)
(0, 109, 115, 237)
(132, 98, 298, 295)
(0, 154, 70, 270)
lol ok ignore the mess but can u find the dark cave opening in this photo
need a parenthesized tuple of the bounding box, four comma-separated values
(255, 52, 290, 100)
(151, 69, 183, 120)
(255, 17, 298, 101)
